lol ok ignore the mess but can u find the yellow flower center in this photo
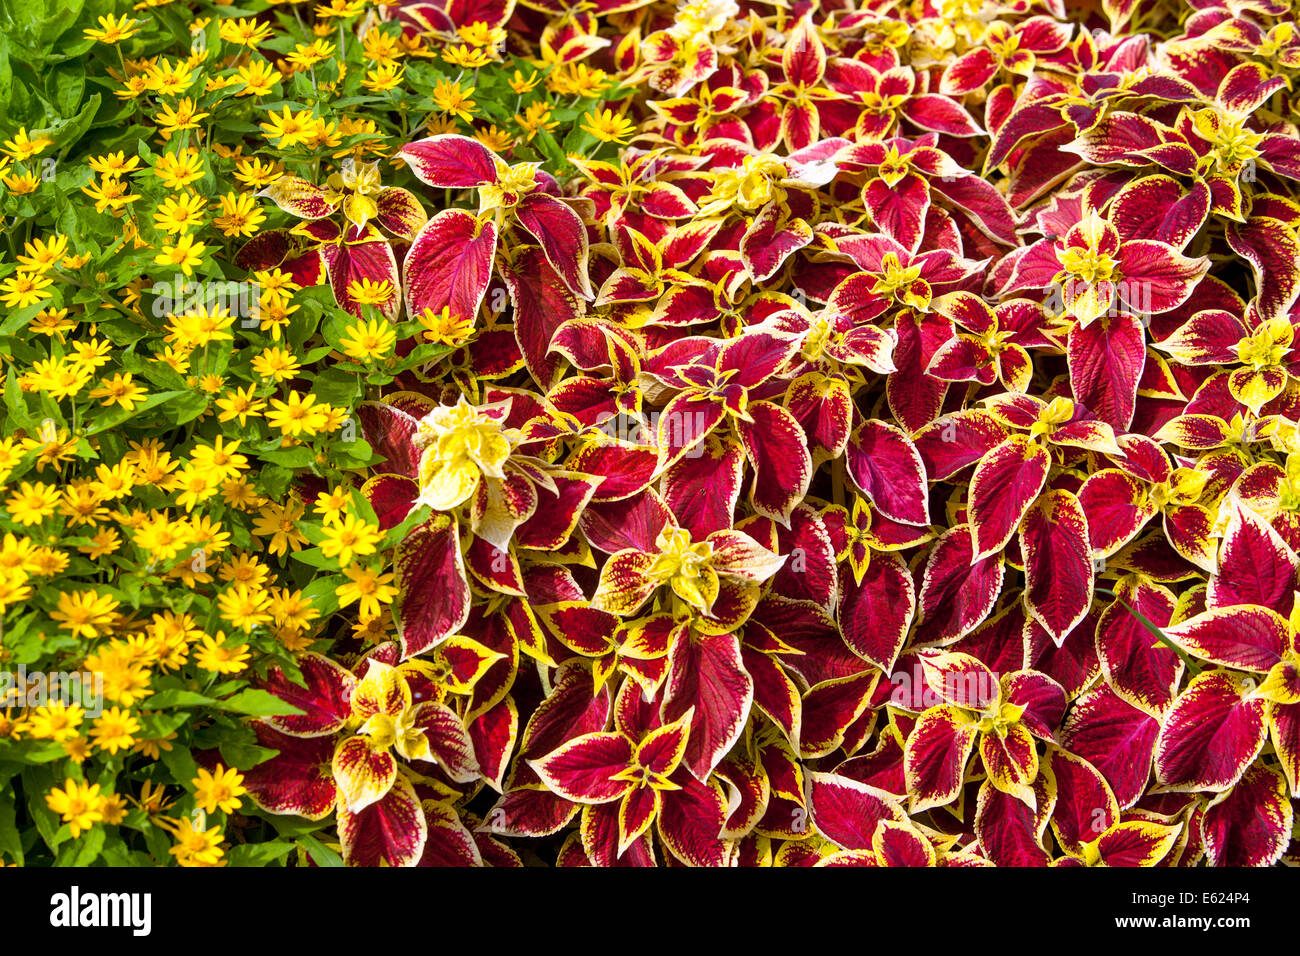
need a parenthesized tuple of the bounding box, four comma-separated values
(1027, 396, 1075, 441)
(1058, 245, 1117, 285)
(1235, 319, 1293, 369)
(872, 252, 929, 308)
(414, 399, 513, 511)
(1193, 111, 1264, 174)
(975, 701, 1024, 737)
(480, 161, 539, 210)
(709, 154, 787, 212)
(877, 146, 911, 186)
(801, 316, 834, 362)
(648, 528, 713, 587)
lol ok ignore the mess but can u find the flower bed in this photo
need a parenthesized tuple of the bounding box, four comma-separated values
(1, 0, 1298, 867)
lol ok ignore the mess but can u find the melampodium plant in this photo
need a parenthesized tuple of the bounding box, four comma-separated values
(0, 0, 1298, 867)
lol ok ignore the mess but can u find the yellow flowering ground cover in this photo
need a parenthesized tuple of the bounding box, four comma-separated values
(0, 0, 623, 867)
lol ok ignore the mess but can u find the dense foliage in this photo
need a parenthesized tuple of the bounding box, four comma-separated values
(1, 0, 1299, 867)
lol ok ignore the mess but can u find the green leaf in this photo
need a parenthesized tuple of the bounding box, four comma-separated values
(22, 765, 63, 851)
(81, 389, 191, 436)
(228, 841, 296, 866)
(258, 464, 294, 498)
(218, 738, 279, 771)
(159, 738, 200, 786)
(169, 392, 212, 424)
(259, 444, 317, 468)
(289, 546, 337, 570)
(142, 688, 218, 709)
(216, 689, 305, 717)
(2, 372, 37, 432)
(298, 832, 344, 867)
(53, 826, 105, 866)
(0, 35, 14, 113)
(0, 303, 45, 336)
(33, 92, 101, 150)
(99, 841, 150, 866)
(49, 61, 85, 115)
(0, 774, 22, 864)
(310, 365, 362, 407)
(300, 572, 345, 619)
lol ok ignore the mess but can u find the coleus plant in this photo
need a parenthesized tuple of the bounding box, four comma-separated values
(238, 0, 1300, 867)
(251, 158, 428, 320)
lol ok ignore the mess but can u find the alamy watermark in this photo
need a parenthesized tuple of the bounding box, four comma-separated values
(594, 409, 714, 458)
(49, 886, 151, 936)
(1043, 277, 1155, 326)
(0, 666, 104, 716)
(889, 661, 1001, 710)
(150, 277, 262, 326)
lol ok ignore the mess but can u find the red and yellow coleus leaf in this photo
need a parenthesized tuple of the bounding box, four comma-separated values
(1154, 671, 1268, 792)
(338, 774, 427, 868)
(591, 525, 783, 618)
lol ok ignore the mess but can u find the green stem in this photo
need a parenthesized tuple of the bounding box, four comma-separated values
(1095, 587, 1202, 676)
